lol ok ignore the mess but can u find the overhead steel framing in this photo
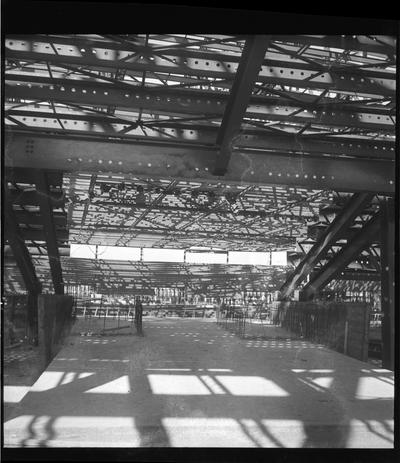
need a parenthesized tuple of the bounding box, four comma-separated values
(3, 33, 396, 295)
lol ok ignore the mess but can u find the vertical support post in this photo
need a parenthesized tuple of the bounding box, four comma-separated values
(27, 292, 39, 345)
(380, 199, 395, 370)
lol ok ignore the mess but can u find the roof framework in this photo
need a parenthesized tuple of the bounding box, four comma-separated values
(4, 34, 396, 295)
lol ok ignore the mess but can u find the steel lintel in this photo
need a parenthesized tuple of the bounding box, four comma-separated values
(301, 212, 381, 299)
(5, 132, 395, 194)
(280, 192, 374, 299)
(214, 36, 268, 174)
(35, 171, 64, 294)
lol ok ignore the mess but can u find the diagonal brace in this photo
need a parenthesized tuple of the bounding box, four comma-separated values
(280, 192, 374, 299)
(301, 212, 381, 300)
(214, 35, 268, 175)
(35, 171, 64, 294)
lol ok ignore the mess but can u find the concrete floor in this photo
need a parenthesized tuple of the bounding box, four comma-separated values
(3, 317, 394, 448)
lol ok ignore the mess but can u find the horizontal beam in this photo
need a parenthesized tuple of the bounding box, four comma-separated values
(6, 167, 63, 186)
(4, 116, 395, 161)
(7, 189, 66, 207)
(20, 229, 69, 242)
(15, 210, 67, 227)
(5, 38, 395, 96)
(5, 78, 395, 131)
(302, 212, 382, 299)
(4, 199, 42, 294)
(7, 34, 396, 64)
(280, 192, 374, 298)
(5, 132, 395, 194)
(334, 270, 380, 281)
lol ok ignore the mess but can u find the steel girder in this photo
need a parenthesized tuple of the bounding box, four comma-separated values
(215, 35, 268, 174)
(35, 171, 65, 294)
(5, 37, 395, 97)
(14, 210, 66, 227)
(4, 77, 395, 132)
(280, 192, 374, 299)
(301, 212, 381, 299)
(334, 270, 380, 281)
(4, 117, 395, 161)
(6, 34, 396, 61)
(7, 189, 66, 207)
(5, 132, 395, 194)
(4, 199, 42, 294)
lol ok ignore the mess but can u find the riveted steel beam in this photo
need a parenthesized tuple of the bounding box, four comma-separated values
(4, 113, 395, 160)
(5, 77, 395, 131)
(5, 132, 395, 194)
(214, 35, 268, 174)
(35, 171, 65, 294)
(7, 34, 396, 61)
(301, 212, 381, 299)
(280, 192, 375, 299)
(5, 37, 395, 96)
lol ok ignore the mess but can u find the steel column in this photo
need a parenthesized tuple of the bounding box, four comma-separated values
(35, 171, 64, 294)
(380, 198, 395, 370)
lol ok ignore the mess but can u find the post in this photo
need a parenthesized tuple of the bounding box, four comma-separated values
(380, 199, 395, 370)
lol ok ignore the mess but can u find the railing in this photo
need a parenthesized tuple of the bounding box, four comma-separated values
(216, 306, 247, 338)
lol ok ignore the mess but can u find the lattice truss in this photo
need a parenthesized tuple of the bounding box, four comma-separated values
(63, 173, 332, 250)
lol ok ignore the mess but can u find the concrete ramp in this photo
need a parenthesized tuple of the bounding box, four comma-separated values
(4, 318, 394, 448)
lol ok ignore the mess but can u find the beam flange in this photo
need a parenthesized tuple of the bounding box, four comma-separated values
(35, 171, 64, 294)
(5, 132, 395, 194)
(301, 212, 381, 299)
(280, 193, 374, 299)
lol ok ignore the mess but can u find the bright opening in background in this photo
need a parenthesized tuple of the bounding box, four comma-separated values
(228, 251, 269, 266)
(70, 245, 287, 266)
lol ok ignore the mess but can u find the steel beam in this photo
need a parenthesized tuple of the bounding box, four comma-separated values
(5, 167, 63, 186)
(214, 36, 268, 174)
(35, 171, 64, 294)
(7, 34, 396, 63)
(5, 38, 395, 96)
(15, 210, 67, 227)
(334, 270, 380, 281)
(280, 193, 374, 299)
(5, 132, 395, 194)
(5, 77, 395, 131)
(4, 116, 395, 160)
(7, 189, 66, 207)
(380, 198, 394, 370)
(4, 199, 42, 294)
(301, 212, 381, 299)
